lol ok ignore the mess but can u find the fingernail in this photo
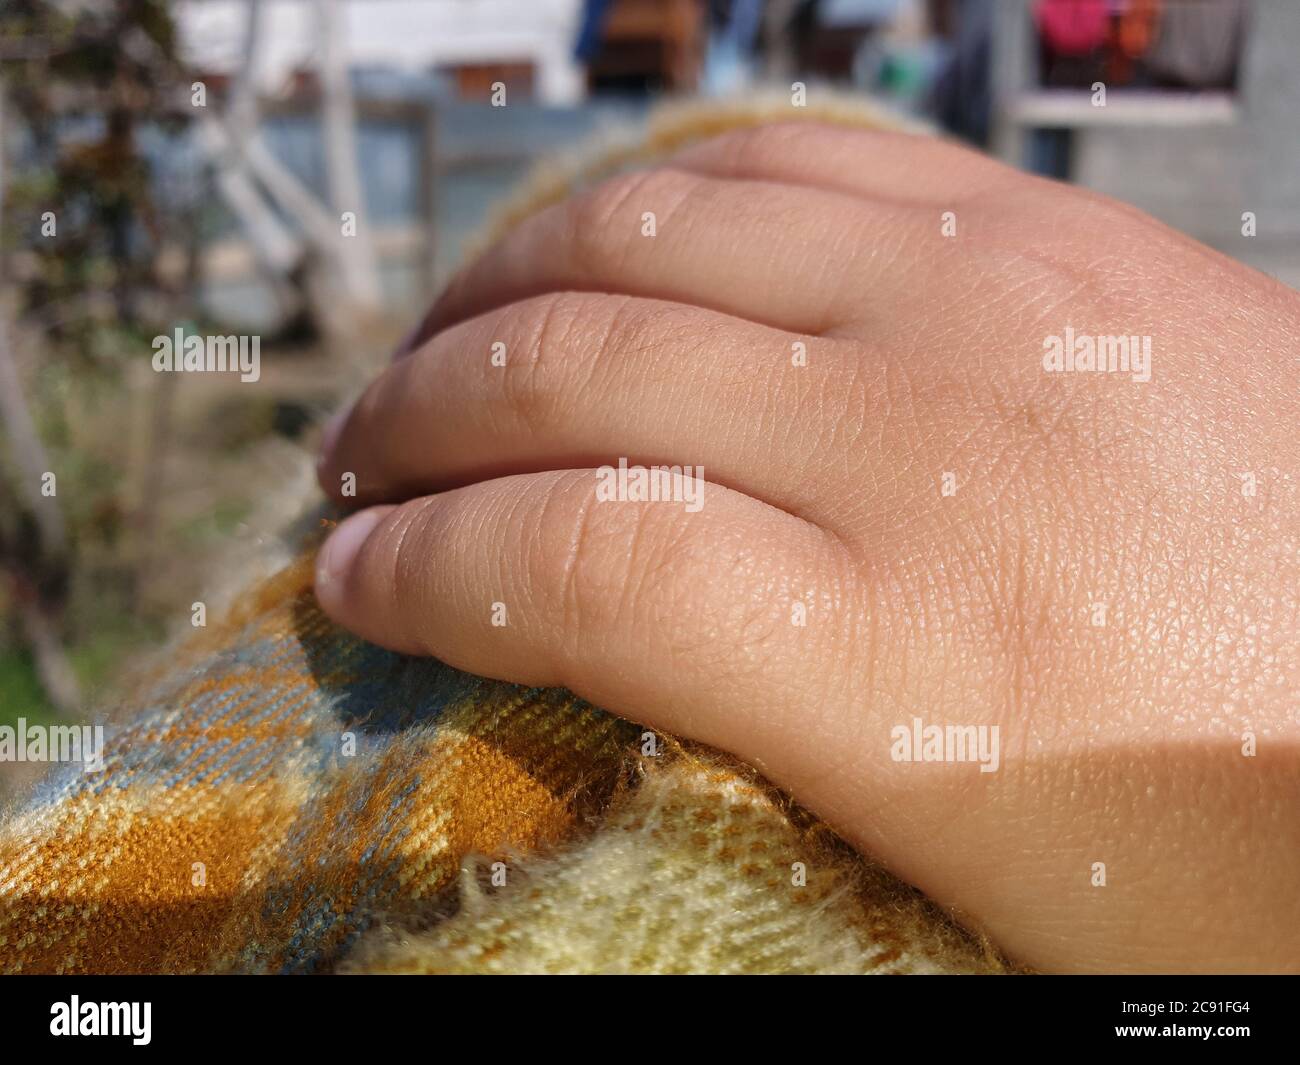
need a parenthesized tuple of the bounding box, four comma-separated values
(316, 506, 392, 597)
(317, 407, 349, 469)
(392, 316, 427, 361)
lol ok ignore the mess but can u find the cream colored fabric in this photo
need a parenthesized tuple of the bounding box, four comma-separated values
(343, 750, 1004, 975)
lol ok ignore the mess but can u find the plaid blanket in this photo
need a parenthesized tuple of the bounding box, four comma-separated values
(0, 550, 1002, 974)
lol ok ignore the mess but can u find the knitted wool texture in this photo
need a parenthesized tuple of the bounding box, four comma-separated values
(0, 98, 1009, 975)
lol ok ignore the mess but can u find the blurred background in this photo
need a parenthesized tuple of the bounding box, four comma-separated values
(0, 0, 1295, 790)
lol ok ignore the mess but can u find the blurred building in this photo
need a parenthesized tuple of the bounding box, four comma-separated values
(992, 0, 1300, 288)
(173, 0, 1298, 329)
(175, 0, 589, 103)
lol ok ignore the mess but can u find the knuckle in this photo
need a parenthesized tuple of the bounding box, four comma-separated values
(501, 293, 664, 435)
(570, 170, 653, 264)
(499, 293, 584, 434)
(568, 167, 687, 270)
(383, 498, 444, 640)
(703, 121, 822, 168)
(525, 472, 670, 645)
(593, 295, 676, 374)
(527, 473, 617, 643)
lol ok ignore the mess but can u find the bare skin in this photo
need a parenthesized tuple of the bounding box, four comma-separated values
(312, 122, 1300, 974)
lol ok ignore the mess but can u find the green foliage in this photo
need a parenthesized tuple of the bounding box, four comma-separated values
(0, 648, 59, 728)
(0, 1, 190, 717)
(0, 618, 163, 728)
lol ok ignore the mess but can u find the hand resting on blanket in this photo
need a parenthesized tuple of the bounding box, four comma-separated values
(313, 122, 1300, 974)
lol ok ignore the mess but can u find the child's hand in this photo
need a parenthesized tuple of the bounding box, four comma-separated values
(314, 123, 1299, 973)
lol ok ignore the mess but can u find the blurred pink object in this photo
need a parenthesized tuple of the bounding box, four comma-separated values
(1035, 0, 1109, 55)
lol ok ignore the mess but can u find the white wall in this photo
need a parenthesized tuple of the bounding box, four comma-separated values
(175, 0, 587, 104)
